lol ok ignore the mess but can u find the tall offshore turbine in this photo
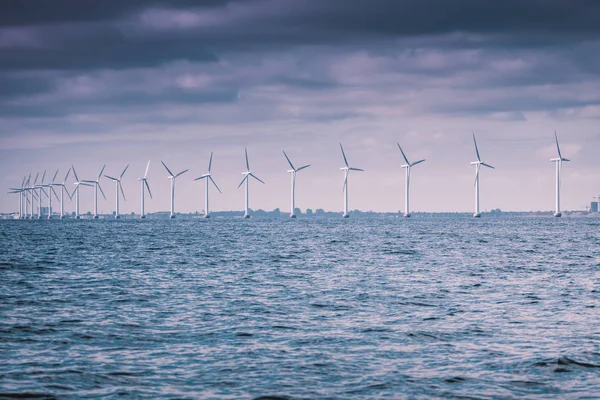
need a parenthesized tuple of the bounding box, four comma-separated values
(8, 176, 27, 219)
(82, 165, 107, 219)
(72, 165, 92, 219)
(138, 161, 152, 219)
(550, 131, 570, 217)
(470, 134, 495, 218)
(194, 152, 222, 218)
(397, 143, 425, 218)
(40, 170, 60, 219)
(161, 161, 188, 219)
(283, 150, 310, 218)
(237, 148, 265, 219)
(51, 168, 72, 219)
(339, 143, 364, 218)
(105, 165, 129, 219)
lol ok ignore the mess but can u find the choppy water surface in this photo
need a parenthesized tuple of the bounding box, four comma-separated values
(1, 216, 599, 399)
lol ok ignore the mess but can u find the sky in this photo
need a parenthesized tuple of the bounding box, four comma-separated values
(1, 0, 600, 215)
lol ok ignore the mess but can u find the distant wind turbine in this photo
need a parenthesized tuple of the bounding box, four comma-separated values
(161, 161, 188, 219)
(8, 176, 27, 219)
(340, 143, 364, 218)
(40, 170, 60, 219)
(471, 133, 495, 218)
(397, 143, 425, 218)
(34, 171, 48, 219)
(72, 165, 92, 219)
(139, 161, 152, 219)
(51, 168, 72, 219)
(550, 131, 570, 217)
(237, 148, 265, 219)
(194, 152, 222, 218)
(283, 150, 310, 218)
(105, 165, 129, 219)
(82, 165, 107, 219)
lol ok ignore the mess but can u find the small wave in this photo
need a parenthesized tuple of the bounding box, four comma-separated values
(0, 394, 56, 399)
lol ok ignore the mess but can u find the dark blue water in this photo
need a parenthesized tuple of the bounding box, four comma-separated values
(1, 216, 599, 399)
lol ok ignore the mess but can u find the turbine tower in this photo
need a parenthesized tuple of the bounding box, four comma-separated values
(104, 165, 129, 219)
(339, 143, 364, 218)
(397, 143, 425, 218)
(139, 161, 152, 219)
(34, 171, 48, 219)
(72, 165, 92, 219)
(194, 152, 222, 218)
(237, 148, 265, 219)
(283, 150, 310, 218)
(51, 168, 72, 219)
(550, 131, 570, 217)
(161, 161, 188, 219)
(40, 170, 60, 219)
(471, 133, 495, 218)
(82, 165, 107, 219)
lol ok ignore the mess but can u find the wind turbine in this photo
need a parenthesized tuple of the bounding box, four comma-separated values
(82, 165, 107, 219)
(139, 161, 152, 219)
(8, 176, 27, 219)
(283, 150, 310, 218)
(34, 171, 48, 219)
(161, 161, 188, 219)
(339, 143, 364, 218)
(51, 168, 72, 219)
(194, 152, 222, 218)
(397, 143, 425, 218)
(72, 165, 92, 219)
(23, 174, 35, 219)
(471, 133, 495, 218)
(104, 165, 129, 219)
(550, 131, 570, 217)
(40, 170, 60, 219)
(237, 148, 265, 219)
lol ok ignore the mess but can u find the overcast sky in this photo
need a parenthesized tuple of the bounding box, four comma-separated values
(1, 0, 600, 215)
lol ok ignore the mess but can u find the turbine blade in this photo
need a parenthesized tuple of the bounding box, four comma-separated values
(145, 180, 153, 199)
(40, 186, 48, 197)
(144, 160, 150, 178)
(283, 150, 295, 170)
(245, 148, 250, 171)
(51, 186, 60, 202)
(21, 176, 26, 188)
(67, 187, 74, 200)
(250, 173, 265, 184)
(34, 172, 39, 185)
(194, 176, 207, 181)
(340, 143, 349, 167)
(175, 169, 189, 178)
(51, 169, 59, 184)
(562, 158, 570, 162)
(210, 176, 222, 194)
(473, 133, 481, 162)
(397, 143, 410, 165)
(41, 170, 46, 184)
(482, 162, 495, 169)
(64, 167, 71, 183)
(554, 130, 562, 159)
(411, 159, 425, 167)
(237, 175, 248, 189)
(98, 164, 106, 180)
(343, 175, 348, 192)
(120, 164, 129, 179)
(208, 152, 213, 174)
(71, 165, 79, 183)
(296, 164, 311, 171)
(161, 161, 175, 177)
(104, 175, 118, 181)
(98, 182, 107, 200)
(349, 167, 364, 171)
(119, 182, 126, 201)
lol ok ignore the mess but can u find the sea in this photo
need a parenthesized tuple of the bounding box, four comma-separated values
(1, 216, 599, 399)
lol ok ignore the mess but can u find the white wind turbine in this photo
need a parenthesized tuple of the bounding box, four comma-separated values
(72, 165, 92, 219)
(34, 171, 48, 219)
(51, 168, 72, 219)
(471, 133, 495, 218)
(8, 176, 27, 219)
(237, 148, 265, 219)
(82, 165, 107, 219)
(139, 161, 152, 219)
(194, 152, 222, 218)
(340, 143, 364, 218)
(550, 131, 570, 218)
(40, 170, 60, 219)
(283, 150, 310, 218)
(161, 161, 188, 219)
(104, 165, 129, 219)
(23, 174, 36, 219)
(397, 143, 425, 218)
